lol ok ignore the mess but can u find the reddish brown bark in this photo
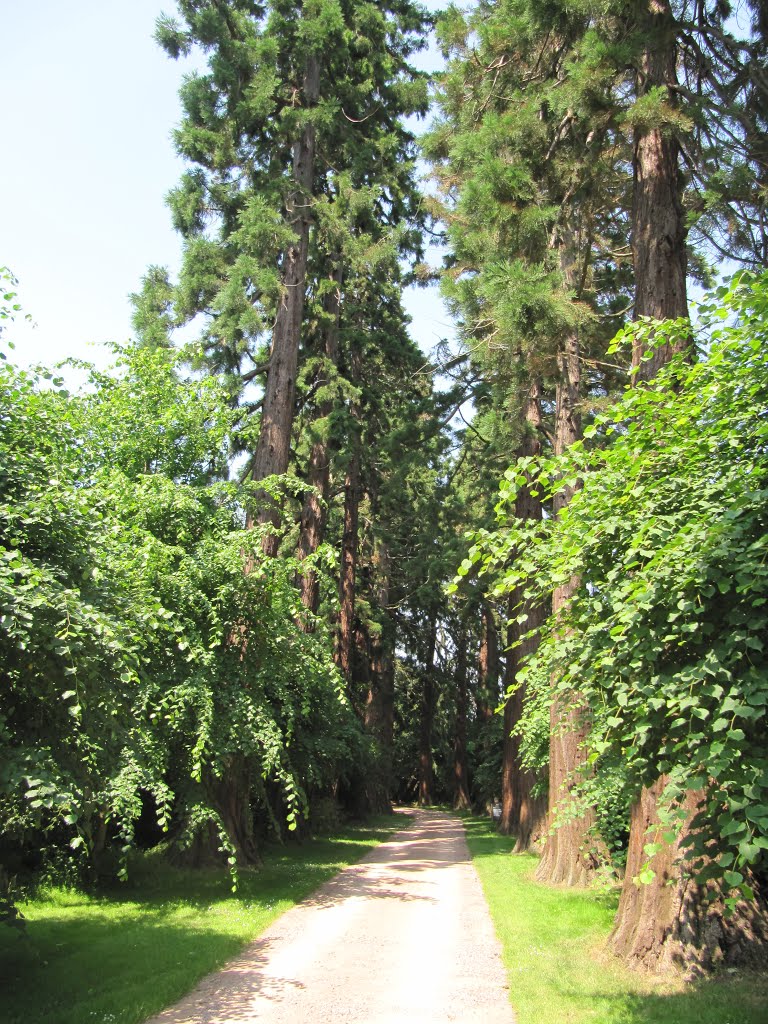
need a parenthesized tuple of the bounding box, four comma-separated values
(536, 689, 602, 884)
(365, 542, 395, 812)
(251, 57, 320, 554)
(365, 541, 394, 742)
(336, 451, 360, 683)
(297, 262, 343, 617)
(610, 779, 768, 973)
(452, 619, 471, 811)
(499, 381, 547, 846)
(535, 236, 605, 883)
(630, 0, 689, 380)
(296, 439, 329, 616)
(366, 637, 395, 745)
(611, 0, 697, 968)
(418, 616, 438, 806)
(476, 601, 499, 722)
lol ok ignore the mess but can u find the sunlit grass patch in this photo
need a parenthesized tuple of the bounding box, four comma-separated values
(463, 815, 767, 1024)
(0, 813, 407, 1024)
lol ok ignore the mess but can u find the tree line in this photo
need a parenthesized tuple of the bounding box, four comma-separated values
(2, 0, 767, 975)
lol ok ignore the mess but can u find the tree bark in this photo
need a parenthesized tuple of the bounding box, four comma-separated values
(365, 541, 395, 812)
(336, 449, 360, 683)
(203, 757, 260, 866)
(365, 541, 394, 742)
(365, 639, 396, 809)
(536, 250, 602, 884)
(499, 380, 547, 846)
(630, 0, 689, 378)
(296, 260, 343, 617)
(251, 56, 320, 555)
(611, 0, 699, 969)
(418, 615, 438, 806)
(610, 779, 768, 973)
(476, 601, 499, 722)
(452, 618, 471, 811)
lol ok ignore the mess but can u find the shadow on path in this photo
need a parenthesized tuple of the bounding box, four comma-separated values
(146, 808, 514, 1024)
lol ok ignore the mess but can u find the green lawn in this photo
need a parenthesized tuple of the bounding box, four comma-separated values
(463, 816, 767, 1024)
(0, 814, 408, 1024)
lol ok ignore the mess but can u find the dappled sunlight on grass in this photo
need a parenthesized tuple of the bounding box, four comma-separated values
(462, 815, 767, 1024)
(0, 813, 408, 1024)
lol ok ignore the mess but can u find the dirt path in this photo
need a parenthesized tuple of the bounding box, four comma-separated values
(144, 808, 515, 1023)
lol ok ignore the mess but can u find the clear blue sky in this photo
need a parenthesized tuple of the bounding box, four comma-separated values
(1, 0, 451, 377)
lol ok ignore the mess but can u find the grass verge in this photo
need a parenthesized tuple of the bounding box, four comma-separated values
(463, 815, 767, 1024)
(0, 813, 407, 1024)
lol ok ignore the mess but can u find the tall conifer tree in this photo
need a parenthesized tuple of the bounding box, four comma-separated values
(425, 0, 630, 872)
(433, 0, 767, 966)
(149, 0, 431, 857)
(156, 0, 430, 545)
(611, 0, 768, 972)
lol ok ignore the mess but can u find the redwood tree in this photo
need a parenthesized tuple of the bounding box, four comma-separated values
(498, 381, 546, 848)
(426, 0, 629, 878)
(155, 0, 430, 536)
(148, 0, 431, 857)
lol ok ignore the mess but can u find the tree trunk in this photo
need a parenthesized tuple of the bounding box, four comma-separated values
(224, 58, 320, 855)
(499, 380, 547, 846)
(251, 56, 320, 555)
(202, 758, 260, 867)
(365, 541, 395, 743)
(476, 600, 499, 722)
(500, 588, 548, 850)
(296, 260, 343, 617)
(536, 255, 602, 884)
(336, 449, 360, 683)
(365, 638, 395, 813)
(452, 619, 471, 811)
(380, 650, 395, 751)
(418, 615, 438, 806)
(630, 0, 688, 378)
(610, 779, 768, 973)
(611, 0, 698, 968)
(296, 434, 330, 617)
(369, 633, 396, 811)
(364, 544, 395, 813)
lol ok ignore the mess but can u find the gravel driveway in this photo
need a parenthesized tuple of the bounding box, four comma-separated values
(144, 808, 515, 1023)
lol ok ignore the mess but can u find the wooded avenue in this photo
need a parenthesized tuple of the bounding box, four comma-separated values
(2, 0, 767, 1008)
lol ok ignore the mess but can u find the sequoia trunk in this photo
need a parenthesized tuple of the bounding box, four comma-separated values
(336, 450, 360, 683)
(365, 541, 396, 812)
(452, 619, 471, 811)
(499, 381, 547, 846)
(365, 541, 395, 742)
(418, 615, 438, 806)
(476, 601, 499, 722)
(630, 0, 688, 381)
(251, 56, 320, 554)
(611, 0, 697, 969)
(535, 243, 602, 885)
(610, 779, 768, 972)
(297, 261, 343, 616)
(204, 757, 260, 866)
